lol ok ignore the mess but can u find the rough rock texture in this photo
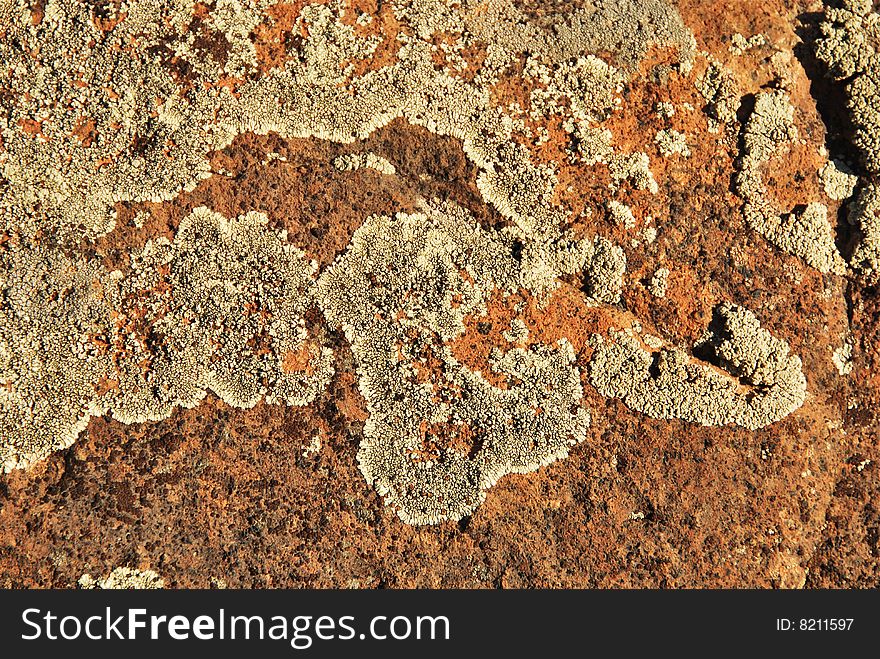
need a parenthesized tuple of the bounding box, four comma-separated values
(0, 0, 877, 588)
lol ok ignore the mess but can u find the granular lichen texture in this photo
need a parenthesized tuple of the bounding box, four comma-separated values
(0, 0, 878, 588)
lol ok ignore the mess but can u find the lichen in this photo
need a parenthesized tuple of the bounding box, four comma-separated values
(607, 200, 637, 230)
(832, 340, 854, 376)
(813, 0, 880, 276)
(465, 0, 695, 75)
(317, 202, 592, 524)
(526, 55, 625, 124)
(0, 0, 817, 527)
(819, 159, 859, 201)
(730, 33, 767, 56)
(648, 267, 670, 298)
(848, 182, 880, 276)
(1, 207, 333, 471)
(608, 152, 659, 194)
(503, 318, 530, 344)
(105, 206, 334, 423)
(333, 152, 397, 175)
(0, 239, 115, 471)
(79, 567, 165, 589)
(696, 61, 740, 127)
(735, 91, 846, 274)
(655, 129, 691, 158)
(589, 304, 807, 430)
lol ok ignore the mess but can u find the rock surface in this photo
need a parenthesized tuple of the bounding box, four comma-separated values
(0, 0, 876, 588)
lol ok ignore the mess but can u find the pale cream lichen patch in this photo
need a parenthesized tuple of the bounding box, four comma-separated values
(696, 61, 740, 128)
(832, 340, 853, 376)
(317, 202, 593, 524)
(333, 152, 397, 175)
(0, 0, 687, 269)
(819, 159, 859, 201)
(607, 200, 637, 230)
(1, 206, 333, 471)
(848, 182, 880, 276)
(465, 0, 696, 76)
(0, 0, 697, 255)
(525, 55, 625, 123)
(204, 0, 267, 77)
(105, 206, 334, 422)
(648, 267, 670, 298)
(503, 318, 529, 344)
(79, 567, 165, 589)
(589, 304, 807, 430)
(735, 91, 846, 275)
(0, 0, 232, 241)
(571, 123, 614, 165)
(730, 33, 767, 56)
(3, 0, 685, 482)
(813, 1, 880, 276)
(814, 0, 880, 171)
(608, 152, 659, 194)
(0, 240, 115, 472)
(655, 128, 691, 158)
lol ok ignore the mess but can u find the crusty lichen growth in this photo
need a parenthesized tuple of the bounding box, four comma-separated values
(0, 240, 115, 471)
(648, 267, 670, 298)
(105, 207, 334, 423)
(1, 207, 333, 471)
(819, 159, 859, 201)
(317, 202, 593, 524)
(608, 152, 659, 194)
(526, 55, 625, 123)
(815, 0, 880, 170)
(696, 61, 740, 128)
(503, 318, 530, 344)
(735, 91, 846, 274)
(0, 0, 818, 526)
(0, 0, 240, 241)
(813, 0, 880, 276)
(0, 0, 695, 259)
(78, 567, 165, 590)
(466, 0, 695, 75)
(0, 0, 674, 249)
(848, 182, 880, 275)
(333, 152, 397, 175)
(590, 304, 807, 430)
(730, 33, 767, 56)
(607, 200, 637, 230)
(832, 340, 854, 376)
(655, 129, 691, 158)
